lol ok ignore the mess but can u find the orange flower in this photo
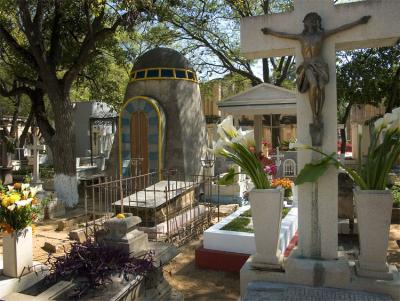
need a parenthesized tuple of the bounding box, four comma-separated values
(271, 178, 293, 189)
(0, 223, 14, 234)
(31, 198, 38, 205)
(13, 183, 22, 190)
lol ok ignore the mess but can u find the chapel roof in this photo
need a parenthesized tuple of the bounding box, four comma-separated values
(132, 47, 194, 71)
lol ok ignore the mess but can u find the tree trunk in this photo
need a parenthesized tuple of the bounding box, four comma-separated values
(262, 58, 270, 83)
(48, 90, 78, 207)
(340, 128, 347, 155)
(32, 84, 78, 207)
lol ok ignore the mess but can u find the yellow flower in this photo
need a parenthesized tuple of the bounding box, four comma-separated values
(116, 213, 125, 219)
(9, 194, 21, 203)
(2, 197, 10, 207)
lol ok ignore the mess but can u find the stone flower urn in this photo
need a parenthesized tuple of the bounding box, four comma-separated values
(3, 227, 33, 278)
(354, 188, 398, 280)
(249, 188, 284, 269)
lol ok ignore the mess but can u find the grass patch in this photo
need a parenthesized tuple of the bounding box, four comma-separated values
(239, 207, 291, 219)
(221, 217, 253, 233)
(222, 207, 292, 233)
(240, 209, 252, 217)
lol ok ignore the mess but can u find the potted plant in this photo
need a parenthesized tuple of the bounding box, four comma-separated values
(0, 182, 43, 277)
(211, 115, 283, 269)
(291, 107, 400, 279)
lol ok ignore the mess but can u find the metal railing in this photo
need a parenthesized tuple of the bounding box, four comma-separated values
(84, 170, 218, 245)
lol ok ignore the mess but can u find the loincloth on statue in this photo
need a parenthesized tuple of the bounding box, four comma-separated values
(296, 59, 329, 93)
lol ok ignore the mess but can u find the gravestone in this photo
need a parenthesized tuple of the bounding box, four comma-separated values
(239, 0, 400, 298)
(27, 130, 45, 187)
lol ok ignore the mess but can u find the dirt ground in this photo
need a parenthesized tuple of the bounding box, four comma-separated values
(163, 237, 240, 301)
(0, 210, 399, 301)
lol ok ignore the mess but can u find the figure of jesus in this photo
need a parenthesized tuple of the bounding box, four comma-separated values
(261, 13, 370, 124)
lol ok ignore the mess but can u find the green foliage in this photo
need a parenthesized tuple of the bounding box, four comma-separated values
(294, 153, 337, 186)
(40, 165, 55, 180)
(157, 0, 295, 84)
(337, 44, 400, 122)
(294, 122, 400, 190)
(217, 166, 236, 185)
(392, 184, 400, 208)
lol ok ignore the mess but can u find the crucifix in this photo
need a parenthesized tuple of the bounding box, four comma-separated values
(27, 128, 45, 185)
(240, 0, 400, 260)
(271, 147, 284, 168)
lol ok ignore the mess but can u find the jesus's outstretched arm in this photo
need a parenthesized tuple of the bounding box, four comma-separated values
(324, 16, 371, 38)
(261, 27, 300, 40)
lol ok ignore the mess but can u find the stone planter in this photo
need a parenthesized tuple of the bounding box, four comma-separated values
(249, 188, 283, 269)
(3, 227, 33, 277)
(354, 188, 397, 280)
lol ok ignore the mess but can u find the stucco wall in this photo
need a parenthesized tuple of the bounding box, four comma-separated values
(124, 79, 206, 177)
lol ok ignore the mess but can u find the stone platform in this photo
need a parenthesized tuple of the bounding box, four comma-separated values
(0, 255, 48, 298)
(243, 281, 393, 301)
(240, 256, 400, 300)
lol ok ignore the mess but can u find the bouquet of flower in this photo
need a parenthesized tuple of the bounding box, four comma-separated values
(211, 116, 271, 189)
(0, 182, 42, 233)
(292, 107, 400, 190)
(271, 178, 293, 197)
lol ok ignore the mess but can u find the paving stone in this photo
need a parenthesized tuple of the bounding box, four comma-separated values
(243, 282, 392, 301)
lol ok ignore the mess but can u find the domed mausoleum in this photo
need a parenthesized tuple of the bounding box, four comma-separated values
(119, 48, 206, 177)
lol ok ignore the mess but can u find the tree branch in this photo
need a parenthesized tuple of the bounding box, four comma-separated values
(0, 24, 37, 69)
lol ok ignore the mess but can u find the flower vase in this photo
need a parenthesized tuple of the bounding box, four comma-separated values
(249, 188, 283, 269)
(3, 227, 33, 277)
(354, 188, 397, 280)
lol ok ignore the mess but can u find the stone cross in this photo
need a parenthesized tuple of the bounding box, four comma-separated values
(271, 147, 284, 168)
(27, 130, 45, 184)
(241, 0, 400, 260)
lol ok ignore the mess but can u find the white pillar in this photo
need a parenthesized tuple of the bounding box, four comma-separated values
(254, 115, 263, 152)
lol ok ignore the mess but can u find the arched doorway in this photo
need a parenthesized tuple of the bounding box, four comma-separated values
(119, 96, 166, 177)
(130, 111, 149, 175)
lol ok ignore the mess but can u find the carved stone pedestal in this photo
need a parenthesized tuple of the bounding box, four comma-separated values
(103, 213, 149, 256)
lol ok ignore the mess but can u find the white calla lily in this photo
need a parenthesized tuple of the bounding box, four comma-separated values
(21, 183, 30, 191)
(232, 129, 255, 147)
(383, 113, 396, 125)
(30, 186, 38, 197)
(15, 198, 32, 207)
(7, 185, 14, 192)
(7, 204, 16, 211)
(218, 115, 237, 138)
(23, 190, 30, 199)
(391, 107, 400, 121)
(374, 118, 386, 131)
(289, 142, 309, 150)
(389, 118, 400, 132)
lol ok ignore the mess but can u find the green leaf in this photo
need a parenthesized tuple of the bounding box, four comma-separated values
(294, 160, 331, 185)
